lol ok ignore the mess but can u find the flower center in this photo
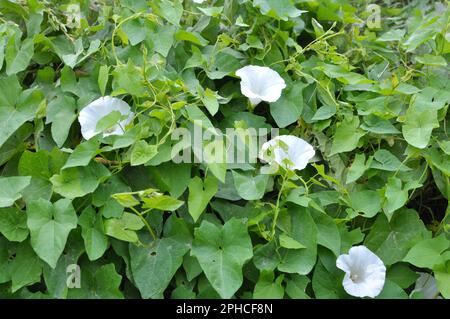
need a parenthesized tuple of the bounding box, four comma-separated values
(350, 272, 363, 283)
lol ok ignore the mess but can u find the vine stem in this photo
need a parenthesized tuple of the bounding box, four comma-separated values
(298, 175, 310, 195)
(271, 171, 289, 240)
(130, 206, 156, 241)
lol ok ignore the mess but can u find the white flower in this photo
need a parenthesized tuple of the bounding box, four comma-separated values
(259, 135, 315, 171)
(413, 273, 441, 299)
(235, 65, 286, 106)
(336, 245, 386, 298)
(78, 96, 134, 140)
(192, 0, 206, 3)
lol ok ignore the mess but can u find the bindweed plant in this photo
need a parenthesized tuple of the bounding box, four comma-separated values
(0, 0, 449, 299)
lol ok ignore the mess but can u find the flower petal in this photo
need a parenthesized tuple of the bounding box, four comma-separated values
(78, 96, 134, 140)
(413, 273, 440, 299)
(259, 135, 315, 171)
(336, 245, 386, 298)
(236, 65, 286, 105)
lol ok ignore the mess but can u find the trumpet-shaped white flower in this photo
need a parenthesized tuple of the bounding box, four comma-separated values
(78, 96, 134, 140)
(259, 135, 315, 171)
(192, 0, 206, 3)
(413, 273, 441, 299)
(336, 245, 386, 298)
(235, 65, 286, 106)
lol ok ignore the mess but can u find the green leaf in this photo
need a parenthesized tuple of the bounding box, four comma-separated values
(130, 216, 192, 298)
(0, 238, 12, 284)
(78, 206, 108, 261)
(312, 260, 346, 299)
(277, 207, 317, 275)
(311, 18, 325, 37)
(377, 29, 405, 42)
(95, 111, 123, 132)
(67, 263, 123, 299)
(151, 24, 176, 57)
(365, 209, 430, 265)
(253, 271, 284, 299)
(387, 263, 419, 289)
(382, 176, 409, 220)
(346, 153, 370, 184)
(425, 148, 450, 177)
(191, 218, 253, 298)
(6, 37, 34, 75)
(330, 116, 365, 156)
(311, 104, 336, 122)
(112, 61, 147, 96)
(435, 263, 450, 299)
(50, 161, 111, 199)
(11, 242, 43, 293)
(402, 105, 438, 149)
(316, 64, 371, 85)
(147, 162, 191, 198)
(232, 170, 269, 200)
(376, 279, 408, 299)
(0, 74, 21, 107)
(340, 226, 364, 253)
(42, 230, 85, 298)
(253, 241, 280, 271)
(349, 189, 381, 218)
(151, 0, 183, 26)
(46, 95, 77, 147)
(183, 254, 203, 281)
(361, 114, 400, 134)
(18, 150, 51, 179)
(0, 87, 40, 149)
(0, 37, 5, 70)
(312, 212, 341, 256)
(415, 54, 447, 66)
(200, 88, 220, 116)
(171, 285, 196, 299)
(175, 30, 209, 46)
(141, 194, 184, 211)
(205, 51, 241, 80)
(270, 81, 304, 128)
(253, 0, 306, 21)
(371, 149, 410, 172)
(98, 65, 109, 96)
(104, 212, 145, 243)
(121, 18, 146, 46)
(204, 139, 227, 183)
(403, 235, 450, 269)
(188, 176, 218, 222)
(0, 176, 31, 207)
(62, 138, 100, 169)
(111, 193, 140, 208)
(0, 207, 28, 242)
(197, 6, 224, 17)
(285, 275, 310, 299)
(27, 198, 78, 268)
(130, 140, 158, 166)
(279, 233, 306, 249)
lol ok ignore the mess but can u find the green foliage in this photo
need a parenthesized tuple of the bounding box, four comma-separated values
(27, 198, 78, 268)
(191, 218, 253, 298)
(0, 0, 448, 299)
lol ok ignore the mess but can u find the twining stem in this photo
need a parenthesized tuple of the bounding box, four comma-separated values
(271, 171, 289, 240)
(298, 175, 309, 195)
(130, 206, 156, 241)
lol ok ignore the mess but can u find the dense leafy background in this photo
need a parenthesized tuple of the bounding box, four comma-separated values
(0, 0, 449, 299)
